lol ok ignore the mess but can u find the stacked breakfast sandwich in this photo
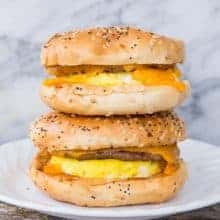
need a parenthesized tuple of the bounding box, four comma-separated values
(30, 27, 190, 207)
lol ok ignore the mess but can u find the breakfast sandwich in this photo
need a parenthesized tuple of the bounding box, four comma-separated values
(40, 27, 190, 116)
(30, 111, 187, 207)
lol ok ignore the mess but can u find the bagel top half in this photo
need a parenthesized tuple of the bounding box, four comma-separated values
(41, 26, 184, 67)
(30, 111, 186, 152)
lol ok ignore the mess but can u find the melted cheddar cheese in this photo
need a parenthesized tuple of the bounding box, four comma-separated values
(43, 65, 186, 91)
(52, 145, 179, 164)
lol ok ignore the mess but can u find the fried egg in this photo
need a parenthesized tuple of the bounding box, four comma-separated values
(43, 65, 186, 91)
(44, 156, 163, 179)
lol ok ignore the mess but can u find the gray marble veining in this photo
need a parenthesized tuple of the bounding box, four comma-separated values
(0, 0, 220, 145)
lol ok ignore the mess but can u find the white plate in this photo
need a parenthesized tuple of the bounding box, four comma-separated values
(0, 139, 220, 220)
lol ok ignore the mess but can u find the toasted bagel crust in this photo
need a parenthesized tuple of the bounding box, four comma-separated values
(30, 157, 187, 207)
(41, 27, 184, 67)
(30, 111, 186, 151)
(40, 83, 189, 115)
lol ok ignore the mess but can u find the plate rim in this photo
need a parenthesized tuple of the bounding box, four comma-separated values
(0, 138, 220, 218)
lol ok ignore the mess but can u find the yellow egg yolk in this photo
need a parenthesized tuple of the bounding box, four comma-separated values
(43, 65, 186, 91)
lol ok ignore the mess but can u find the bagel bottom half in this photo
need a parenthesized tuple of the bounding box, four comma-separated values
(40, 83, 189, 115)
(30, 157, 187, 207)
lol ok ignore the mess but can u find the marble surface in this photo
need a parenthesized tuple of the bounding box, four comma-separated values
(0, 0, 220, 146)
